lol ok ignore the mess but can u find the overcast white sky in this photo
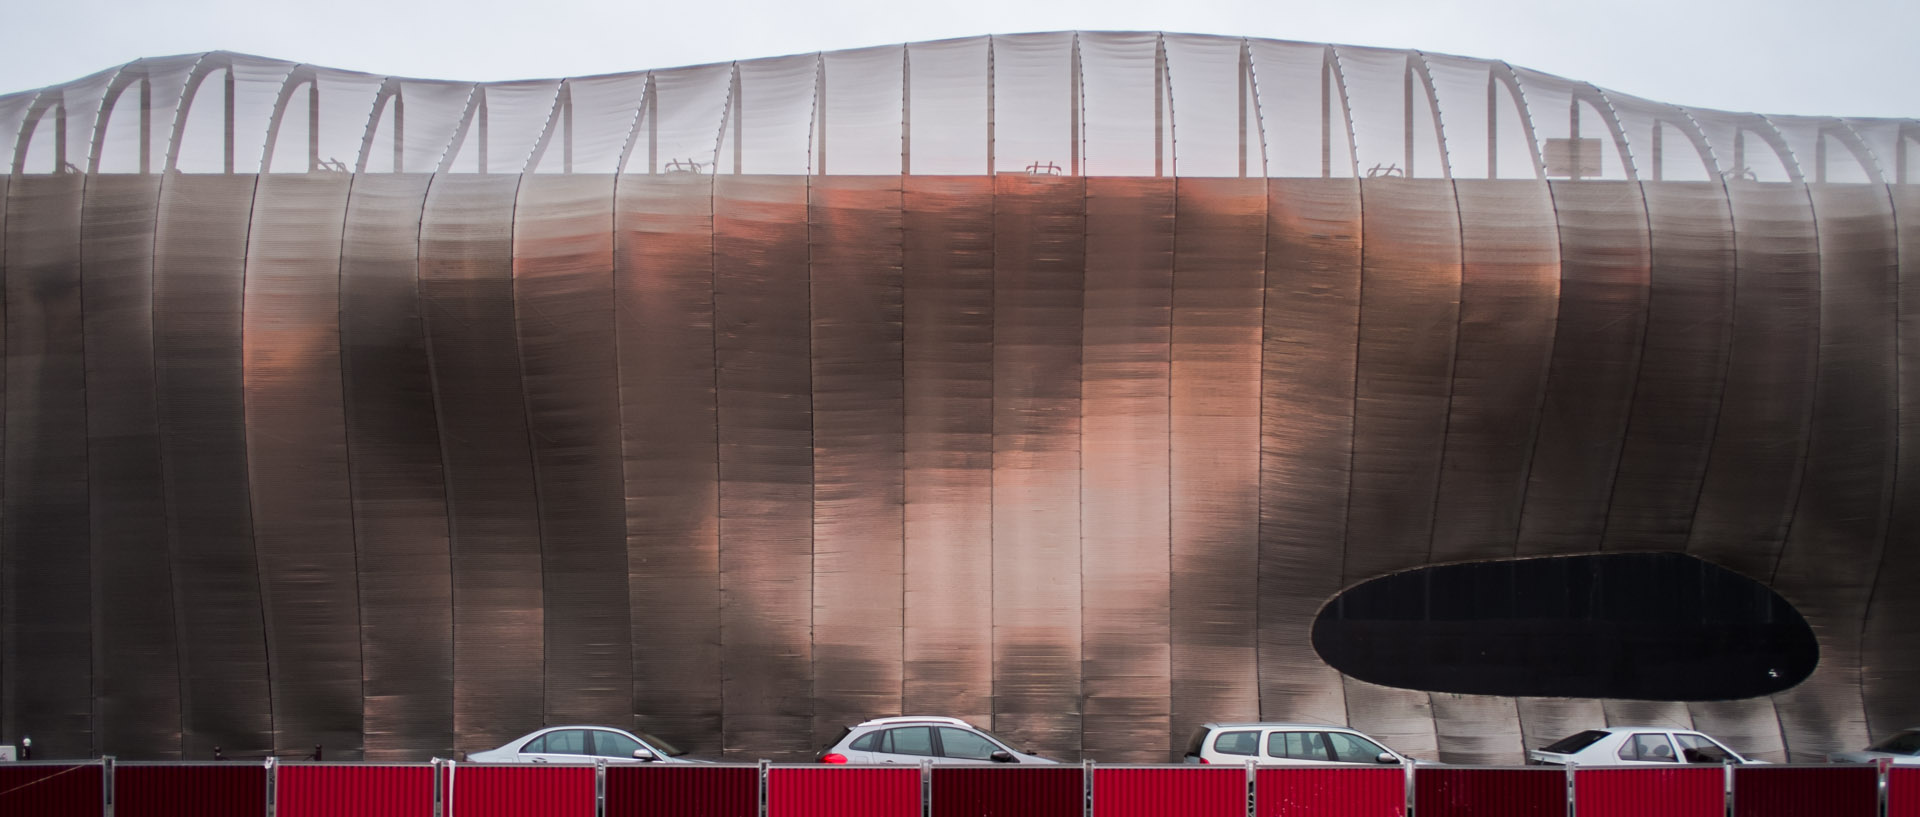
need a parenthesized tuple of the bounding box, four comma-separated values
(3, 0, 1915, 118)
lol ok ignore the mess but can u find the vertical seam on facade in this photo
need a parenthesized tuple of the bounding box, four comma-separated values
(502, 172, 547, 724)
(413, 171, 461, 755)
(335, 170, 369, 756)
(236, 172, 276, 752)
(1590, 86, 1656, 553)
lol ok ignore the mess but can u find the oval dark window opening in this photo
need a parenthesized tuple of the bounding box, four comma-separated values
(1311, 552, 1816, 701)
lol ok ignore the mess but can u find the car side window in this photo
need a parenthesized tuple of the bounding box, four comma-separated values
(1326, 732, 1388, 763)
(522, 734, 546, 754)
(887, 727, 935, 757)
(593, 730, 644, 758)
(939, 727, 1001, 760)
(542, 729, 589, 755)
(1620, 733, 1675, 762)
(1268, 731, 1327, 761)
(1215, 731, 1259, 756)
(1674, 734, 1730, 763)
(851, 731, 879, 752)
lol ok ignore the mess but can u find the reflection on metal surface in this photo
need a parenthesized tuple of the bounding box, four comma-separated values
(0, 33, 1916, 765)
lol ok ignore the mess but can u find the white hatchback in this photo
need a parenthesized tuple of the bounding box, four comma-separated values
(1182, 723, 1412, 766)
(1528, 727, 1764, 766)
(465, 725, 707, 764)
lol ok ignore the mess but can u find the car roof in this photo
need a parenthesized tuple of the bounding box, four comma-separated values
(1202, 722, 1366, 731)
(856, 716, 972, 727)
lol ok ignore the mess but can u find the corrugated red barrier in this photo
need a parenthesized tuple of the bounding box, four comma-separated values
(1891, 767, 1920, 817)
(276, 764, 434, 817)
(1414, 767, 1564, 817)
(606, 764, 759, 817)
(1574, 766, 1722, 817)
(0, 762, 103, 817)
(767, 767, 921, 817)
(1733, 765, 1878, 817)
(1093, 767, 1245, 817)
(448, 764, 596, 817)
(933, 766, 1084, 817)
(1257, 766, 1403, 817)
(115, 763, 265, 817)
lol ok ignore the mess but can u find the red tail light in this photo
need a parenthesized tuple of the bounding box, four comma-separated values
(820, 753, 848, 764)
(1199, 758, 1209, 765)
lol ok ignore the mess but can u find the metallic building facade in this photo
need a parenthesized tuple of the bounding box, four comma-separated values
(1, 33, 1916, 764)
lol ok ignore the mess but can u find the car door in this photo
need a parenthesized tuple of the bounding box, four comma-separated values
(590, 729, 654, 763)
(937, 726, 1007, 763)
(1614, 732, 1679, 765)
(1324, 731, 1395, 764)
(872, 726, 937, 764)
(1263, 731, 1327, 765)
(521, 728, 591, 763)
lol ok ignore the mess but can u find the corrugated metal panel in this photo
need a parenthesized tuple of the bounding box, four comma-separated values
(1573, 766, 1722, 817)
(605, 765, 758, 817)
(1169, 177, 1266, 745)
(275, 764, 433, 817)
(114, 764, 265, 817)
(767, 766, 920, 817)
(991, 174, 1085, 756)
(513, 173, 632, 728)
(713, 174, 815, 760)
(1080, 176, 1174, 762)
(341, 173, 455, 762)
(1093, 766, 1243, 817)
(807, 175, 906, 749)
(900, 175, 995, 728)
(1257, 766, 1403, 817)
(82, 173, 184, 759)
(933, 766, 1083, 817)
(243, 173, 364, 757)
(4, 173, 93, 758)
(1890, 767, 1920, 817)
(448, 764, 596, 817)
(0, 762, 104, 817)
(1412, 766, 1563, 817)
(1733, 765, 1877, 817)
(1256, 178, 1359, 732)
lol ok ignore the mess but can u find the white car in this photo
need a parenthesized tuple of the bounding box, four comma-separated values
(1182, 723, 1412, 766)
(1828, 728, 1920, 765)
(816, 716, 1058, 765)
(1528, 727, 1763, 766)
(465, 726, 707, 764)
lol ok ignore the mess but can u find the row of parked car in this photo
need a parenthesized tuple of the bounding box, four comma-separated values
(462, 717, 1920, 768)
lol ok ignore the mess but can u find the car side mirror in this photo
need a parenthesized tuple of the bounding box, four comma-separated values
(989, 750, 1015, 763)
(633, 748, 657, 761)
(1376, 752, 1398, 764)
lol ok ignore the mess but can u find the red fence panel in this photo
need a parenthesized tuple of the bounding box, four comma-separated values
(933, 766, 1084, 817)
(1257, 766, 1403, 817)
(1574, 766, 1722, 817)
(116, 763, 266, 817)
(606, 764, 759, 817)
(767, 767, 920, 817)
(0, 762, 103, 817)
(1093, 766, 1244, 817)
(276, 764, 434, 817)
(1733, 765, 1877, 817)
(448, 764, 596, 817)
(1414, 767, 1564, 817)
(1891, 767, 1920, 817)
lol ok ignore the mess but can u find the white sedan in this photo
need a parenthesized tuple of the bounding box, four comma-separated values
(1828, 728, 1920, 765)
(465, 726, 708, 764)
(1528, 727, 1765, 766)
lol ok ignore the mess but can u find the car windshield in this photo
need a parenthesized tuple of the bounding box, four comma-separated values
(638, 732, 687, 757)
(1542, 730, 1611, 754)
(1870, 731, 1920, 755)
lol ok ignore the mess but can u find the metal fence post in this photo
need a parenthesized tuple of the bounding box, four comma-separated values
(596, 759, 607, 817)
(1881, 757, 1893, 817)
(924, 758, 935, 817)
(265, 756, 278, 817)
(1724, 761, 1735, 817)
(1404, 758, 1415, 817)
(1244, 758, 1256, 817)
(758, 759, 771, 817)
(1565, 762, 1576, 817)
(432, 758, 445, 817)
(102, 756, 114, 817)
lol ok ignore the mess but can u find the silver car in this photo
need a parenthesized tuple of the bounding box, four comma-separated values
(817, 716, 1058, 765)
(465, 725, 707, 764)
(1182, 723, 1411, 766)
(1829, 728, 1920, 765)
